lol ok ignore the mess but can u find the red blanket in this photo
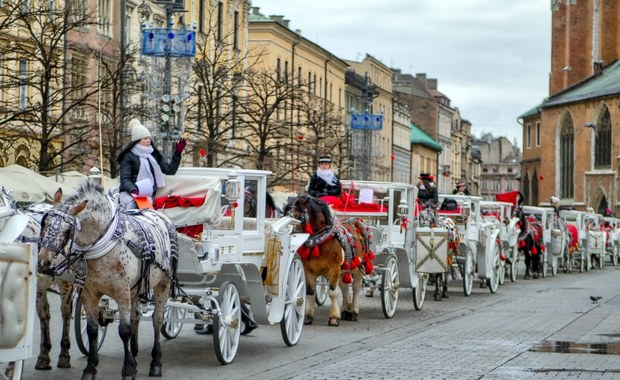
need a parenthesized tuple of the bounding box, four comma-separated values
(153, 195, 207, 238)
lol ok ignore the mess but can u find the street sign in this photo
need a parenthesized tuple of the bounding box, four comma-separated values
(350, 113, 383, 130)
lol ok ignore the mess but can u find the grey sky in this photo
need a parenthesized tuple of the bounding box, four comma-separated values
(252, 0, 552, 149)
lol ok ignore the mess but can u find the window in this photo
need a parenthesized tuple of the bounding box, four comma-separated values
(505, 181, 513, 191)
(560, 112, 574, 198)
(217, 1, 223, 41)
(536, 122, 541, 146)
(73, 0, 87, 20)
(297, 67, 301, 87)
(276, 58, 280, 82)
(198, 0, 205, 33)
(594, 106, 611, 169)
(71, 55, 88, 119)
(527, 123, 531, 148)
(482, 180, 488, 191)
(21, 0, 28, 14)
(98, 0, 111, 36)
(18, 59, 27, 111)
(233, 10, 239, 49)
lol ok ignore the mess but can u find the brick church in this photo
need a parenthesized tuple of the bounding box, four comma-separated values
(520, 0, 620, 213)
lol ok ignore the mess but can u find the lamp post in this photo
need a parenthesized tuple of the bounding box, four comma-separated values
(290, 30, 301, 193)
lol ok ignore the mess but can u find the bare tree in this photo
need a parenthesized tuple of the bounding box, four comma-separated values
(0, 0, 102, 173)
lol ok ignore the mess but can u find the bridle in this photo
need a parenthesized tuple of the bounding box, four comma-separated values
(39, 208, 82, 276)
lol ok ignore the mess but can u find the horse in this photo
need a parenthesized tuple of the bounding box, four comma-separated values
(516, 209, 544, 279)
(37, 182, 178, 380)
(243, 186, 280, 218)
(0, 188, 73, 379)
(284, 195, 373, 326)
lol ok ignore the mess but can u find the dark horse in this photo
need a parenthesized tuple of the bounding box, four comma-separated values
(516, 208, 544, 279)
(243, 186, 279, 218)
(285, 195, 374, 326)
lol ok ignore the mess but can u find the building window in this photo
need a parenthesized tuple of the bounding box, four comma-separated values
(198, 0, 205, 33)
(522, 173, 530, 205)
(98, 0, 111, 36)
(276, 58, 280, 82)
(482, 180, 488, 191)
(217, 1, 223, 42)
(506, 181, 513, 191)
(536, 122, 541, 147)
(18, 59, 27, 111)
(233, 10, 239, 49)
(71, 55, 87, 119)
(21, 0, 28, 14)
(560, 112, 574, 198)
(594, 106, 611, 169)
(527, 123, 531, 148)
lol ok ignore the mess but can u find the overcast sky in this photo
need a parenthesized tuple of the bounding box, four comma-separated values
(252, 0, 552, 149)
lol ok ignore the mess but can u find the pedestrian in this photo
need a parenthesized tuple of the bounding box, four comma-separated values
(417, 173, 438, 208)
(550, 196, 560, 215)
(117, 118, 186, 209)
(307, 155, 342, 198)
(452, 181, 470, 195)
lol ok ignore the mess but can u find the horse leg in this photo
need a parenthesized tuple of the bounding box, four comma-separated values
(130, 299, 140, 358)
(304, 271, 316, 325)
(57, 282, 74, 368)
(148, 281, 170, 377)
(328, 275, 341, 326)
(339, 278, 352, 320)
(116, 301, 137, 380)
(34, 287, 52, 370)
(523, 248, 532, 279)
(441, 273, 449, 298)
(433, 274, 442, 301)
(80, 296, 101, 380)
(349, 269, 363, 321)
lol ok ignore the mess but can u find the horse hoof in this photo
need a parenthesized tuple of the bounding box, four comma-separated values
(341, 311, 352, 321)
(328, 317, 340, 326)
(57, 354, 71, 369)
(149, 365, 162, 377)
(35, 357, 52, 370)
(81, 372, 96, 380)
(350, 312, 358, 322)
(442, 293, 449, 299)
(533, 273, 539, 279)
(434, 295, 442, 301)
(121, 376, 135, 380)
(304, 316, 313, 325)
(365, 290, 374, 297)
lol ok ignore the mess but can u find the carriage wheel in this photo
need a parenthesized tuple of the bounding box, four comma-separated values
(213, 281, 241, 365)
(579, 250, 585, 273)
(161, 300, 186, 339)
(551, 255, 558, 276)
(412, 273, 428, 311)
(280, 255, 306, 346)
(74, 299, 107, 356)
(498, 256, 506, 286)
(314, 275, 328, 306)
(599, 253, 605, 269)
(613, 245, 619, 266)
(541, 252, 548, 278)
(462, 249, 474, 297)
(487, 242, 500, 294)
(380, 255, 399, 319)
(509, 246, 518, 282)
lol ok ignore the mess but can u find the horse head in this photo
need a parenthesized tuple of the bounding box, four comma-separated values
(284, 195, 332, 234)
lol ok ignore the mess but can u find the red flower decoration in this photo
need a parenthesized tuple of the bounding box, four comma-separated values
(539, 175, 544, 180)
(199, 149, 206, 157)
(390, 155, 395, 160)
(231, 201, 238, 208)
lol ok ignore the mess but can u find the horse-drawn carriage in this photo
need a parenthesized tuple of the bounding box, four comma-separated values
(480, 200, 520, 283)
(583, 212, 606, 270)
(559, 210, 588, 273)
(521, 206, 555, 278)
(437, 195, 502, 295)
(330, 180, 428, 318)
(602, 216, 620, 266)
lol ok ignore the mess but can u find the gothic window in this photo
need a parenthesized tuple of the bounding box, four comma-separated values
(532, 170, 539, 206)
(560, 112, 574, 198)
(594, 106, 611, 168)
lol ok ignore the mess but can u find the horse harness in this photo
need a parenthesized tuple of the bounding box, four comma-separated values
(40, 202, 176, 299)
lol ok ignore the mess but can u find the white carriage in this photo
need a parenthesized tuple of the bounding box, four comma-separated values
(559, 210, 588, 273)
(332, 180, 428, 318)
(480, 201, 520, 283)
(602, 216, 620, 266)
(583, 213, 606, 270)
(151, 168, 309, 364)
(0, 190, 38, 380)
(521, 206, 554, 278)
(437, 195, 502, 296)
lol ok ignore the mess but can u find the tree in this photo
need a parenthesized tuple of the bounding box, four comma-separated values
(0, 0, 102, 173)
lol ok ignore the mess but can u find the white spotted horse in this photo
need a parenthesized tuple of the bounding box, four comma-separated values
(38, 182, 178, 380)
(0, 188, 73, 379)
(285, 195, 375, 326)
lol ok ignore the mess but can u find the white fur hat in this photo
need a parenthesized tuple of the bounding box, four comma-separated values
(550, 196, 559, 204)
(129, 118, 151, 141)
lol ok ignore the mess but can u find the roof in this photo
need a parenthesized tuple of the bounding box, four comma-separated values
(518, 105, 542, 120)
(542, 60, 620, 108)
(410, 123, 442, 152)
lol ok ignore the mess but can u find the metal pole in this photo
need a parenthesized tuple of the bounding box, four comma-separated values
(163, 5, 173, 160)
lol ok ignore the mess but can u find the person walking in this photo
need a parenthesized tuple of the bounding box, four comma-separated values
(117, 118, 186, 209)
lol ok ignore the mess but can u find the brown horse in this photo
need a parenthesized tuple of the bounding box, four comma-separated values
(0, 189, 73, 379)
(285, 195, 373, 326)
(38, 182, 177, 380)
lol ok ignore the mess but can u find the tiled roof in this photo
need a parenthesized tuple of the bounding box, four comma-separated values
(410, 123, 442, 152)
(518, 105, 542, 120)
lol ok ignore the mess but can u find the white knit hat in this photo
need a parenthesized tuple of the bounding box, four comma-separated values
(129, 118, 151, 141)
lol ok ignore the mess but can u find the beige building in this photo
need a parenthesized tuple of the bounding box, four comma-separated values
(248, 7, 348, 192)
(345, 55, 393, 182)
(450, 108, 473, 191)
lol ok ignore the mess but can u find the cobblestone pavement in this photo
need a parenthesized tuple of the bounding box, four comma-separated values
(16, 263, 620, 380)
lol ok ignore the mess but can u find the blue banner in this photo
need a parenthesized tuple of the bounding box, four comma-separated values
(141, 29, 196, 57)
(350, 113, 383, 130)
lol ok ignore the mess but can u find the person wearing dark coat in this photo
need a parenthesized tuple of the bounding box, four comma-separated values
(117, 118, 186, 208)
(417, 173, 438, 208)
(307, 155, 342, 197)
(452, 180, 470, 195)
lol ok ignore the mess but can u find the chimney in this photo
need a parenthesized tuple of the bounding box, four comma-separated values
(427, 78, 437, 90)
(416, 73, 427, 87)
(251, 7, 260, 15)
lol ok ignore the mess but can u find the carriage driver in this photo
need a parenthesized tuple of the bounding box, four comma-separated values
(117, 118, 186, 209)
(417, 173, 438, 208)
(307, 155, 342, 198)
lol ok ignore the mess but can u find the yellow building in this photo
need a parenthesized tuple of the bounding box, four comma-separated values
(248, 7, 348, 192)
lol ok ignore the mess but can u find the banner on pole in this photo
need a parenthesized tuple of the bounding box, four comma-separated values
(350, 113, 383, 130)
(141, 28, 196, 57)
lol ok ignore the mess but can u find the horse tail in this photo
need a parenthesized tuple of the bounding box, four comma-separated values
(164, 218, 179, 296)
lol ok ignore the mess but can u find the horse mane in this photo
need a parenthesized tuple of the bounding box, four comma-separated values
(305, 195, 333, 227)
(59, 180, 105, 212)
